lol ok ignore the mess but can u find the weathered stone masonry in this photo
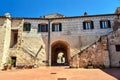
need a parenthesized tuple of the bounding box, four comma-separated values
(0, 7, 120, 69)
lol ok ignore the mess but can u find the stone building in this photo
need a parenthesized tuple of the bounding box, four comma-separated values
(0, 7, 120, 69)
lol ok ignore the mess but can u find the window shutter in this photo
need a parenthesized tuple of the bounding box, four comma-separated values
(46, 24, 48, 32)
(38, 24, 41, 32)
(91, 21, 94, 29)
(28, 23, 31, 31)
(23, 23, 26, 31)
(108, 20, 111, 28)
(52, 23, 55, 31)
(83, 22, 86, 30)
(100, 21, 102, 29)
(59, 23, 62, 31)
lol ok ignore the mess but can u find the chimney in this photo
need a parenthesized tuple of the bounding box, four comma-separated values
(84, 12, 88, 16)
(4, 13, 11, 18)
(115, 7, 120, 14)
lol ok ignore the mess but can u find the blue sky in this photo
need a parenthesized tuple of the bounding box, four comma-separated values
(0, 0, 120, 17)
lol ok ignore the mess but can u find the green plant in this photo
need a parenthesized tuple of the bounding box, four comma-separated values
(8, 59, 15, 66)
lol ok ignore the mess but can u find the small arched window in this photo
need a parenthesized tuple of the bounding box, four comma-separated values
(83, 21, 94, 30)
(23, 22, 31, 31)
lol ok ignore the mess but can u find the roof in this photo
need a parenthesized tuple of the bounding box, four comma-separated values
(1, 13, 120, 20)
(0, 16, 6, 18)
(44, 13, 64, 16)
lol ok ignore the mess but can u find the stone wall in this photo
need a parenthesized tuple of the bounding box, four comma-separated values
(50, 35, 101, 57)
(10, 19, 47, 66)
(10, 15, 115, 66)
(71, 36, 110, 68)
(108, 29, 120, 67)
(0, 10, 120, 68)
(14, 33, 101, 66)
(23, 15, 115, 36)
(71, 17, 120, 68)
(0, 18, 6, 69)
(115, 7, 120, 14)
(50, 16, 114, 36)
(16, 36, 47, 66)
(0, 17, 11, 69)
(44, 13, 64, 18)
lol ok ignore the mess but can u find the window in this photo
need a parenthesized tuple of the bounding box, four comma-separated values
(23, 23, 31, 31)
(100, 20, 111, 29)
(54, 24, 60, 31)
(115, 45, 120, 52)
(38, 24, 48, 32)
(52, 23, 62, 32)
(83, 21, 94, 30)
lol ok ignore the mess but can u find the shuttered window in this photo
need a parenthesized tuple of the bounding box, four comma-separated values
(100, 20, 111, 29)
(38, 24, 41, 32)
(83, 21, 94, 30)
(52, 23, 62, 32)
(23, 23, 31, 31)
(38, 24, 48, 32)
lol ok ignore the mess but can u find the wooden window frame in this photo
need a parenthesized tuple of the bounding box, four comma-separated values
(38, 23, 48, 32)
(23, 23, 31, 32)
(100, 20, 111, 29)
(83, 21, 94, 30)
(52, 23, 62, 32)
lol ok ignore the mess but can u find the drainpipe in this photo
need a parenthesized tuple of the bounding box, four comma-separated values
(48, 19, 52, 66)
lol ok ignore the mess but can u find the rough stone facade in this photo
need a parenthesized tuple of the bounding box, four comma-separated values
(44, 13, 65, 18)
(71, 36, 110, 68)
(0, 7, 120, 69)
(0, 15, 11, 69)
(108, 29, 120, 67)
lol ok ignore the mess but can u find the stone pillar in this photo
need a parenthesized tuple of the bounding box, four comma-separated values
(17, 19, 24, 50)
(0, 13, 11, 70)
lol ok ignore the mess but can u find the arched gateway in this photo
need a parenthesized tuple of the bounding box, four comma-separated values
(51, 41, 70, 66)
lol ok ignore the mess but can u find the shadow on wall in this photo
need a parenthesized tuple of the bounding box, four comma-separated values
(101, 68, 120, 80)
(113, 20, 120, 31)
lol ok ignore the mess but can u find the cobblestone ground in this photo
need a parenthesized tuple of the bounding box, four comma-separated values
(0, 67, 120, 80)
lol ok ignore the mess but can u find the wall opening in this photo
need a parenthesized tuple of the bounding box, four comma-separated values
(10, 30, 18, 48)
(11, 56, 17, 67)
(115, 45, 120, 52)
(51, 41, 70, 66)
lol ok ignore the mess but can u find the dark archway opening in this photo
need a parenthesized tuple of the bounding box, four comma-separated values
(10, 30, 18, 48)
(51, 41, 70, 66)
(11, 56, 17, 67)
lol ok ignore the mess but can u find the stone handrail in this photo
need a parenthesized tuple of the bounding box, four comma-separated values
(72, 29, 117, 59)
(72, 39, 99, 59)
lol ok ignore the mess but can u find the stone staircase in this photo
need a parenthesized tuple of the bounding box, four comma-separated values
(70, 31, 117, 68)
(71, 27, 120, 68)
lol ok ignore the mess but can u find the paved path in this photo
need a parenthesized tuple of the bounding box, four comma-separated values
(0, 67, 120, 80)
